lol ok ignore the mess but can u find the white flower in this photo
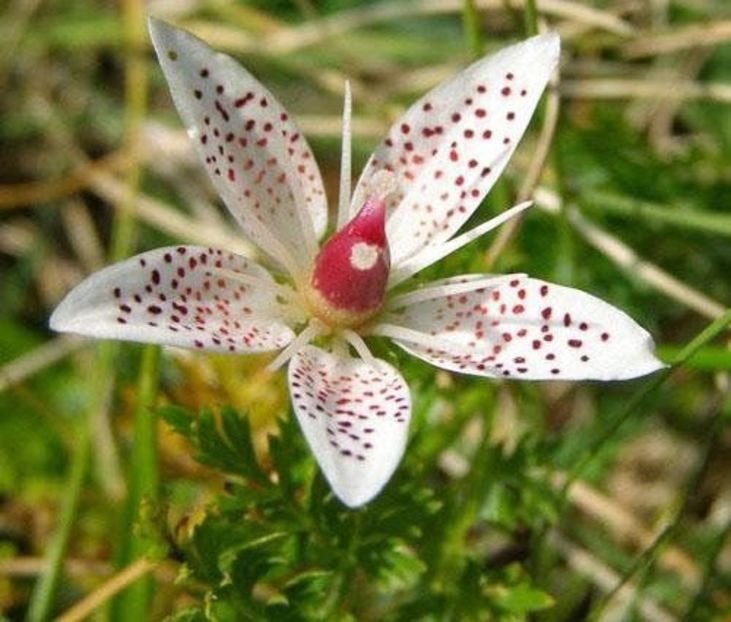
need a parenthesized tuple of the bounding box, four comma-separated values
(51, 19, 664, 507)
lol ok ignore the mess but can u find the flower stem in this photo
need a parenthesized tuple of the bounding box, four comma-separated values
(26, 421, 90, 622)
(461, 0, 483, 58)
(111, 344, 161, 621)
(26, 342, 118, 621)
(523, 0, 539, 36)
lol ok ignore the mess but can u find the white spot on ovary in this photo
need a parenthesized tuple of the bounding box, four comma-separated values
(350, 242, 379, 271)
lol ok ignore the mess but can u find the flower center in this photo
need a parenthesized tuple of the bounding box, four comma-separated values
(304, 172, 394, 329)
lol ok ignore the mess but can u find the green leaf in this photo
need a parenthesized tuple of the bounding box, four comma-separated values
(159, 405, 270, 486)
(488, 581, 555, 614)
(159, 405, 194, 438)
(372, 540, 426, 591)
(165, 607, 206, 622)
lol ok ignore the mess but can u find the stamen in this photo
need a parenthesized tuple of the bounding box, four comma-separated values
(368, 322, 463, 354)
(386, 274, 524, 309)
(265, 321, 322, 372)
(340, 329, 377, 367)
(388, 200, 533, 287)
(331, 339, 349, 359)
(337, 81, 352, 230)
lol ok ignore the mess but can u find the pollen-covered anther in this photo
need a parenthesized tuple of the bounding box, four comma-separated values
(305, 171, 394, 328)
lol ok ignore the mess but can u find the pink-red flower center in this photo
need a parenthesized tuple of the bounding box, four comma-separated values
(305, 192, 390, 328)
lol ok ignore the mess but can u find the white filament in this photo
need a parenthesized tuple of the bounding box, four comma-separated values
(386, 274, 524, 310)
(368, 322, 463, 354)
(340, 329, 377, 367)
(337, 81, 352, 230)
(265, 321, 321, 372)
(388, 201, 533, 287)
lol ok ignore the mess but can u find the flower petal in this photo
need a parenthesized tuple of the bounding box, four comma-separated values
(149, 18, 327, 274)
(288, 345, 411, 507)
(50, 246, 296, 353)
(376, 275, 664, 380)
(352, 33, 559, 267)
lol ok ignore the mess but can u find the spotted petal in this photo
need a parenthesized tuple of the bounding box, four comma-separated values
(352, 33, 559, 267)
(376, 275, 664, 380)
(288, 345, 411, 507)
(50, 246, 296, 353)
(149, 18, 327, 275)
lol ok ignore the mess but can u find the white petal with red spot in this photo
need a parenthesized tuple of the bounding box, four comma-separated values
(352, 33, 559, 267)
(48, 22, 665, 510)
(50, 246, 296, 353)
(149, 18, 327, 269)
(288, 345, 411, 507)
(382, 275, 664, 380)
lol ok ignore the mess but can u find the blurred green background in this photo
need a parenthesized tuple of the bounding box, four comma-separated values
(1, 0, 730, 620)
